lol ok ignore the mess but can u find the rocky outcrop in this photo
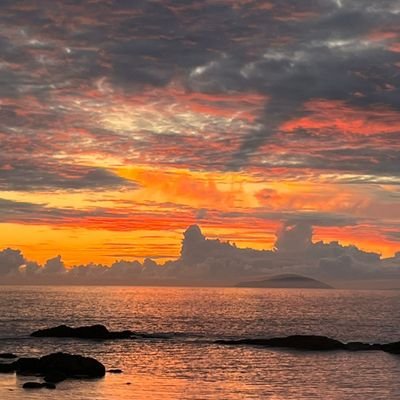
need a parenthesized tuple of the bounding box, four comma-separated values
(0, 363, 16, 373)
(216, 335, 346, 351)
(381, 341, 400, 354)
(31, 324, 134, 340)
(40, 352, 105, 378)
(1, 352, 105, 380)
(14, 357, 42, 374)
(43, 371, 68, 383)
(216, 335, 400, 353)
(0, 353, 18, 359)
(23, 382, 56, 390)
(30, 324, 173, 340)
(23, 382, 46, 389)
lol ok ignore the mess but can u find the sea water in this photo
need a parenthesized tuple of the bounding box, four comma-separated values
(0, 286, 399, 399)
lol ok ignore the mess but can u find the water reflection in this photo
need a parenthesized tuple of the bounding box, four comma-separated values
(0, 286, 400, 399)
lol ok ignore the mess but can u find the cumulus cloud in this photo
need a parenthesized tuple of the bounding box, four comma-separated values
(0, 248, 25, 275)
(1, 225, 399, 288)
(41, 255, 66, 275)
(274, 222, 313, 253)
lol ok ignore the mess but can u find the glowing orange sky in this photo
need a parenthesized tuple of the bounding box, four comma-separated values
(0, 0, 399, 266)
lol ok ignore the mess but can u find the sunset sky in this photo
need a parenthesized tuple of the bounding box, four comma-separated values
(0, 0, 399, 266)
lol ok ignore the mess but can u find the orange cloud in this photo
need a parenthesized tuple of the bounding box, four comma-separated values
(281, 100, 400, 135)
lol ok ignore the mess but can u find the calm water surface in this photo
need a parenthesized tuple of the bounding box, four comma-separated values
(0, 286, 399, 399)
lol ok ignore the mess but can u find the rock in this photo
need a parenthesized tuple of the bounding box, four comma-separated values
(42, 382, 56, 389)
(31, 324, 134, 340)
(31, 324, 106, 339)
(216, 335, 346, 351)
(14, 352, 105, 379)
(43, 371, 67, 383)
(345, 342, 382, 351)
(0, 353, 17, 359)
(0, 363, 16, 373)
(381, 341, 400, 354)
(108, 369, 123, 374)
(40, 352, 106, 378)
(14, 358, 42, 375)
(22, 382, 44, 389)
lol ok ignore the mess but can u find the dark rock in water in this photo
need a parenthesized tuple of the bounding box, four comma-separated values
(13, 352, 105, 379)
(31, 324, 108, 339)
(44, 371, 67, 383)
(42, 382, 56, 389)
(216, 335, 346, 351)
(345, 342, 381, 351)
(108, 369, 123, 374)
(381, 341, 400, 354)
(22, 382, 44, 389)
(31, 324, 134, 340)
(0, 353, 17, 359)
(14, 358, 42, 375)
(40, 352, 105, 378)
(0, 363, 16, 373)
(216, 335, 400, 353)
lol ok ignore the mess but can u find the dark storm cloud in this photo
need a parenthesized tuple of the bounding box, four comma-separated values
(0, 163, 133, 191)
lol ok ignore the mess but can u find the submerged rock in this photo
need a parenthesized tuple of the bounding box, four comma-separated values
(31, 324, 134, 340)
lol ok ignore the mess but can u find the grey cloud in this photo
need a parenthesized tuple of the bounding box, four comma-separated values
(275, 222, 313, 253)
(0, 0, 398, 178)
(221, 210, 359, 227)
(0, 198, 114, 224)
(0, 163, 134, 191)
(0, 248, 25, 275)
(41, 255, 66, 275)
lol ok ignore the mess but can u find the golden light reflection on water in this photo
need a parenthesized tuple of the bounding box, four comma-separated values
(2, 347, 400, 400)
(1, 287, 400, 399)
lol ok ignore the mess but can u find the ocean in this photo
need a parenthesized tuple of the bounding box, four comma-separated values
(0, 286, 399, 399)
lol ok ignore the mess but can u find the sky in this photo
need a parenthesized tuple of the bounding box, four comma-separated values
(0, 0, 399, 283)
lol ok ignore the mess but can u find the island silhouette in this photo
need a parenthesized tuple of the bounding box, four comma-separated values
(236, 274, 333, 289)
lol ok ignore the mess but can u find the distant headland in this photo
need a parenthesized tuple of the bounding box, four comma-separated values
(235, 274, 333, 289)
